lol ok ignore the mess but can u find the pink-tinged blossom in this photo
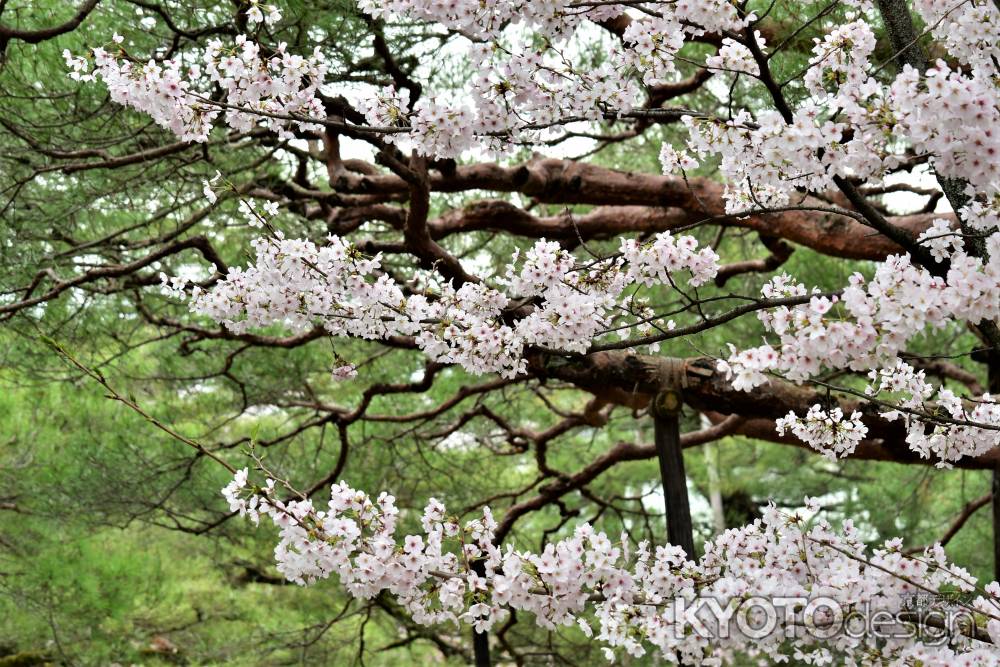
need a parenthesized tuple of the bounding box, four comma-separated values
(775, 405, 869, 459)
(188, 232, 717, 378)
(220, 473, 1000, 663)
(331, 364, 357, 381)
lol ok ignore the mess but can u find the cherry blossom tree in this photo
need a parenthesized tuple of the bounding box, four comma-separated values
(3, 0, 1000, 663)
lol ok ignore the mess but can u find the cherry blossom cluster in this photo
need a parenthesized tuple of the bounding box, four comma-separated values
(221, 472, 1000, 663)
(357, 0, 608, 42)
(361, 87, 487, 158)
(678, 16, 1000, 211)
(357, 0, 747, 44)
(889, 62, 1000, 195)
(330, 362, 358, 380)
(356, 1, 656, 154)
(913, 0, 1000, 78)
(865, 360, 934, 409)
(183, 228, 717, 378)
(802, 20, 876, 99)
(732, 351, 1000, 468)
(704, 34, 761, 77)
(75, 0, 756, 157)
(64, 46, 216, 143)
(245, 1, 282, 26)
(964, 199, 1000, 232)
(657, 143, 698, 174)
(620, 233, 719, 288)
(866, 361, 1000, 465)
(918, 218, 966, 262)
(68, 25, 326, 142)
(775, 405, 869, 460)
(723, 229, 1000, 387)
(359, 85, 409, 127)
(415, 0, 749, 156)
(715, 342, 777, 392)
(463, 38, 642, 155)
(71, 0, 1000, 199)
(676, 20, 882, 212)
(719, 225, 1000, 462)
(619, 17, 685, 86)
(900, 389, 1000, 466)
(681, 108, 841, 213)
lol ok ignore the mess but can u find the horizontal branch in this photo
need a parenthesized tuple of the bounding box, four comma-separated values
(0, 236, 226, 320)
(533, 350, 1000, 470)
(335, 159, 943, 260)
(0, 0, 98, 50)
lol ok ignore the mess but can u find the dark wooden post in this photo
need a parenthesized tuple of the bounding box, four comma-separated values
(652, 386, 696, 558)
(470, 559, 491, 666)
(993, 463, 1000, 582)
(969, 344, 1000, 579)
(987, 352, 1000, 582)
(472, 628, 490, 667)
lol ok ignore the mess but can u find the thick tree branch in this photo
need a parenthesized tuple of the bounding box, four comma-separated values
(0, 0, 99, 53)
(533, 350, 1000, 470)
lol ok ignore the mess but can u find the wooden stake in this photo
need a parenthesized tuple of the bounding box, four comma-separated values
(653, 388, 696, 558)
